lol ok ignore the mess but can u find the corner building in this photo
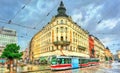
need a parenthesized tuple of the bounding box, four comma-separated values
(30, 1, 89, 61)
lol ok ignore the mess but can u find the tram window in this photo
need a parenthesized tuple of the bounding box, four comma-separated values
(79, 59, 81, 64)
(61, 58, 65, 64)
(83, 59, 85, 64)
(81, 59, 87, 64)
(64, 58, 66, 64)
(57, 58, 62, 64)
(64, 58, 69, 64)
(84, 59, 87, 63)
(68, 58, 71, 64)
(80, 59, 84, 64)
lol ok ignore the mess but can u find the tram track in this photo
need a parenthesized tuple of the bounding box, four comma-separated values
(21, 65, 99, 73)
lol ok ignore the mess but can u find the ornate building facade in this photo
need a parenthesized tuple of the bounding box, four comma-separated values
(91, 35, 106, 61)
(89, 35, 106, 61)
(30, 1, 89, 61)
(29, 1, 113, 62)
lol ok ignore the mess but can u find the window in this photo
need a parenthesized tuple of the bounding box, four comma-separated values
(61, 20, 63, 24)
(66, 36, 67, 40)
(52, 46, 54, 51)
(65, 46, 67, 50)
(70, 46, 72, 51)
(61, 36, 63, 41)
(57, 58, 62, 64)
(57, 46, 58, 50)
(61, 27, 63, 33)
(65, 27, 67, 33)
(61, 45, 63, 49)
(56, 27, 58, 33)
(61, 58, 65, 64)
(57, 21, 58, 24)
(56, 36, 58, 41)
(66, 20, 67, 24)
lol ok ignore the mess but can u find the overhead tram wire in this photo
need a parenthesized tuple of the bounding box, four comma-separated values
(0, 0, 60, 30)
(91, 19, 119, 35)
(8, 0, 32, 24)
(33, 0, 61, 29)
(24, 0, 61, 38)
(0, 19, 39, 30)
(0, 0, 60, 31)
(0, 17, 8, 21)
(0, 21, 33, 39)
(18, 35, 33, 38)
(0, 0, 61, 38)
(92, 33, 119, 35)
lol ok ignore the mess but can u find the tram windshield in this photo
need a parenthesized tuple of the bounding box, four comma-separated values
(51, 56, 57, 65)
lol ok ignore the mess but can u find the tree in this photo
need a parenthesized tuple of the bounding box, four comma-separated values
(1, 43, 22, 73)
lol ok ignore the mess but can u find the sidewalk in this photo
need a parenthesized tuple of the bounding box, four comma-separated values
(21, 65, 50, 73)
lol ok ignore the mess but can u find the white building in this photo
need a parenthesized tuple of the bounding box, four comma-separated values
(0, 27, 17, 56)
(117, 50, 120, 60)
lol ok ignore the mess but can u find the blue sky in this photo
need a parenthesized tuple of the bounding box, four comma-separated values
(0, 0, 120, 54)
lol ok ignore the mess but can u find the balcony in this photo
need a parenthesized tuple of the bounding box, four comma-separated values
(78, 45, 86, 51)
(53, 41, 70, 46)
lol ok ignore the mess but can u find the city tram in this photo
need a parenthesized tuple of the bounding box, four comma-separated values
(50, 55, 99, 70)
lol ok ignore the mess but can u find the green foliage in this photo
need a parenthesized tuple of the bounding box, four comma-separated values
(1, 43, 22, 60)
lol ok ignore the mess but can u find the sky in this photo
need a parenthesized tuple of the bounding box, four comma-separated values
(0, 0, 120, 55)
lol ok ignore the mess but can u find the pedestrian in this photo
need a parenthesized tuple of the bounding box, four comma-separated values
(7, 64, 10, 71)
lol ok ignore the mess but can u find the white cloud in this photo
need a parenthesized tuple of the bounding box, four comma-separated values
(72, 12, 83, 22)
(100, 37, 113, 47)
(96, 18, 120, 31)
(86, 4, 102, 18)
(100, 37, 111, 43)
(82, 4, 103, 27)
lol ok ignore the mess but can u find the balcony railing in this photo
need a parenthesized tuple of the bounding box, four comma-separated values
(53, 41, 70, 46)
(78, 45, 86, 51)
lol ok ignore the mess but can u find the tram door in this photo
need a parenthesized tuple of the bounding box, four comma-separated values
(72, 58, 79, 68)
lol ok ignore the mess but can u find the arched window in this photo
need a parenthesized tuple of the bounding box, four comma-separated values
(61, 36, 63, 41)
(60, 20, 63, 24)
